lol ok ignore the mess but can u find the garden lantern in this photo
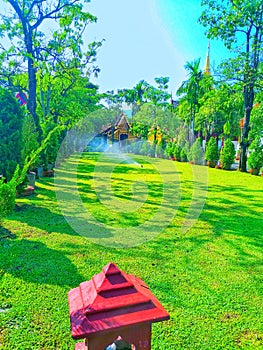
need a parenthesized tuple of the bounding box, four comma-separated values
(68, 262, 170, 350)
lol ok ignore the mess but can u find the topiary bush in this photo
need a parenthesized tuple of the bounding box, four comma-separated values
(248, 136, 263, 174)
(140, 140, 151, 156)
(189, 138, 204, 165)
(165, 141, 175, 158)
(174, 144, 182, 161)
(220, 139, 236, 170)
(180, 148, 188, 162)
(42, 118, 60, 167)
(0, 178, 16, 226)
(205, 137, 219, 167)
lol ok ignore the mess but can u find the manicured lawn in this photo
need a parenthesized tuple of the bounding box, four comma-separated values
(0, 152, 263, 349)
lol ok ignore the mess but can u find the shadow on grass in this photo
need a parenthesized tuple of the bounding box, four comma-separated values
(0, 226, 16, 239)
(130, 179, 263, 278)
(0, 238, 84, 287)
(13, 200, 79, 237)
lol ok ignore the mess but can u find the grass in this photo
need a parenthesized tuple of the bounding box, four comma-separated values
(0, 152, 263, 349)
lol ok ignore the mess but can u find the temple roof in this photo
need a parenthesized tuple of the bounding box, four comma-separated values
(100, 113, 131, 135)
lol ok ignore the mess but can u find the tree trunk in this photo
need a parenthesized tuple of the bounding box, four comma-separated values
(239, 85, 254, 172)
(28, 57, 37, 123)
(27, 53, 41, 139)
(23, 25, 41, 140)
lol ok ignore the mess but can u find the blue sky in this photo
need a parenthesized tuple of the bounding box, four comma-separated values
(0, 0, 229, 94)
(86, 0, 230, 94)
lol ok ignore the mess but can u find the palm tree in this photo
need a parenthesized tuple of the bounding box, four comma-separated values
(177, 58, 204, 145)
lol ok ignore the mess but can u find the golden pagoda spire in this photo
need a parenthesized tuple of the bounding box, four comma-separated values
(204, 41, 211, 75)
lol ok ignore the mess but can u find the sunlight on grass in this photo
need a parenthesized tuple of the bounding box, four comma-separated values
(54, 152, 182, 247)
(0, 153, 262, 349)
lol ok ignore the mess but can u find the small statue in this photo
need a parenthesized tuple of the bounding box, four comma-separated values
(105, 336, 136, 350)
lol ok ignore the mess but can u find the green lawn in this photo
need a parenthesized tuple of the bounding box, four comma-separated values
(0, 152, 263, 349)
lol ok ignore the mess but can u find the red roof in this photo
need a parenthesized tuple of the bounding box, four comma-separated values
(68, 262, 170, 339)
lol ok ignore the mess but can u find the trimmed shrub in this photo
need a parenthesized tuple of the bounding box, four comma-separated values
(248, 136, 263, 172)
(189, 138, 204, 165)
(180, 148, 188, 162)
(165, 141, 175, 158)
(220, 139, 235, 170)
(0, 178, 16, 224)
(174, 145, 182, 161)
(140, 141, 151, 156)
(205, 137, 219, 167)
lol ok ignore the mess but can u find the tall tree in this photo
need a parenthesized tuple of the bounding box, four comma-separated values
(143, 77, 171, 106)
(132, 102, 180, 141)
(199, 0, 263, 171)
(177, 59, 206, 145)
(0, 0, 102, 136)
(196, 83, 243, 142)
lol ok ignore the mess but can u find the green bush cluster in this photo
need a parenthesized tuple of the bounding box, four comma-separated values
(129, 140, 156, 157)
(164, 141, 188, 161)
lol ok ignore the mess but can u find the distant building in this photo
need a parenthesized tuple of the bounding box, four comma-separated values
(100, 113, 135, 147)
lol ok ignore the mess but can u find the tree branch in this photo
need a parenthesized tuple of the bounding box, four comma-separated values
(31, 0, 81, 30)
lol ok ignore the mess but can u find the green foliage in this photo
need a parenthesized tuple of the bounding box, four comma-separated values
(164, 142, 184, 161)
(143, 77, 171, 106)
(180, 148, 188, 162)
(200, 0, 263, 52)
(189, 138, 204, 165)
(132, 102, 179, 140)
(174, 144, 182, 161)
(42, 118, 60, 166)
(248, 136, 263, 170)
(130, 123, 149, 139)
(199, 0, 263, 171)
(250, 102, 263, 139)
(38, 68, 100, 128)
(176, 59, 205, 136)
(223, 120, 231, 136)
(0, 1, 103, 136)
(165, 141, 176, 158)
(0, 177, 16, 224)
(220, 139, 236, 170)
(139, 141, 152, 156)
(0, 88, 24, 181)
(21, 114, 40, 168)
(205, 137, 219, 165)
(113, 77, 171, 115)
(155, 143, 165, 158)
(196, 83, 242, 140)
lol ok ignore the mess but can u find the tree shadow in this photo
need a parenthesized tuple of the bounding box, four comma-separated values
(0, 226, 16, 239)
(0, 238, 84, 287)
(13, 201, 80, 237)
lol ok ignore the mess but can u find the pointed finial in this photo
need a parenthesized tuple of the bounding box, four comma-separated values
(204, 41, 211, 75)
